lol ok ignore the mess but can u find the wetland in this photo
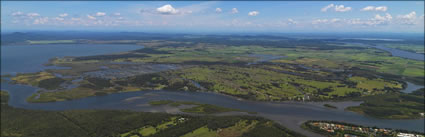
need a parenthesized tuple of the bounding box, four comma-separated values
(1, 33, 424, 136)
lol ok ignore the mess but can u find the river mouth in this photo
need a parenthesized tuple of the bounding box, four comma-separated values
(1, 44, 424, 134)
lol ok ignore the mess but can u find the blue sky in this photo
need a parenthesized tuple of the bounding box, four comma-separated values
(1, 1, 424, 33)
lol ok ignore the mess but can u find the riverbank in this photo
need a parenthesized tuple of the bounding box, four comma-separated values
(0, 91, 304, 137)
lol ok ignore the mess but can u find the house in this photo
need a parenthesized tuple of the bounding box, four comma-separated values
(397, 132, 418, 137)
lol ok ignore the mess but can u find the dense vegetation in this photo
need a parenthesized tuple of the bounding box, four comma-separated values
(38, 77, 66, 90)
(1, 91, 304, 137)
(410, 88, 424, 96)
(323, 104, 337, 109)
(346, 91, 424, 119)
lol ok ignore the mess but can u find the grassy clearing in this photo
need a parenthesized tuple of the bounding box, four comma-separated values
(120, 117, 180, 137)
(348, 76, 402, 91)
(11, 72, 56, 87)
(11, 72, 66, 90)
(181, 126, 218, 137)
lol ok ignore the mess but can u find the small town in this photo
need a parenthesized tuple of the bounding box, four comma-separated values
(308, 121, 425, 137)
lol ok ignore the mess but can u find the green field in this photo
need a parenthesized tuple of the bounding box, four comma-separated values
(175, 65, 403, 101)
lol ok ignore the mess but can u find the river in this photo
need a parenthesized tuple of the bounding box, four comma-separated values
(374, 45, 424, 61)
(341, 42, 424, 61)
(1, 44, 424, 136)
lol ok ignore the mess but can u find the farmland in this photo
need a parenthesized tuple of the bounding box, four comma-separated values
(5, 35, 424, 119)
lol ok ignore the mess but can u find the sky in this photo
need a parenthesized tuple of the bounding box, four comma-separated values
(1, 1, 424, 33)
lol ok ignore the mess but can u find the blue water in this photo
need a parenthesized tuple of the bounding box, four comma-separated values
(374, 45, 424, 61)
(402, 82, 424, 93)
(1, 44, 143, 75)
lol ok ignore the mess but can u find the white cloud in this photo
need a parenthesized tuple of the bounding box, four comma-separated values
(113, 13, 121, 16)
(312, 19, 329, 24)
(348, 13, 392, 26)
(140, 3, 203, 16)
(374, 13, 392, 21)
(156, 4, 179, 15)
(215, 8, 222, 13)
(397, 11, 418, 25)
(59, 13, 68, 17)
(321, 4, 351, 12)
(321, 4, 334, 12)
(231, 8, 239, 14)
(87, 15, 96, 20)
(287, 18, 297, 25)
(375, 6, 388, 12)
(33, 17, 48, 24)
(361, 6, 387, 12)
(398, 11, 416, 20)
(361, 6, 375, 11)
(11, 11, 24, 16)
(27, 13, 40, 17)
(312, 13, 393, 26)
(96, 12, 106, 17)
(334, 5, 352, 12)
(248, 11, 259, 16)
